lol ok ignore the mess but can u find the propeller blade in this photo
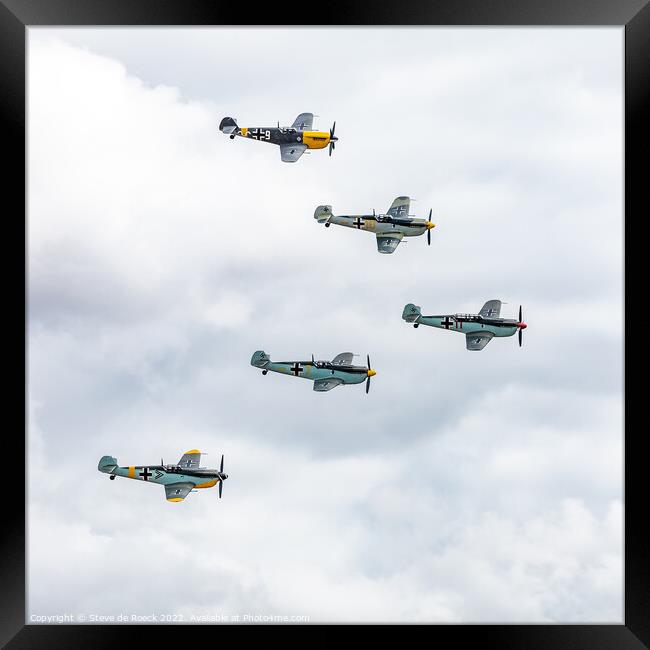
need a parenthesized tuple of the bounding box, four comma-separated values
(427, 227, 431, 246)
(367, 354, 371, 370)
(519, 305, 522, 323)
(366, 376, 370, 394)
(220, 454, 224, 473)
(518, 328, 523, 347)
(219, 480, 223, 498)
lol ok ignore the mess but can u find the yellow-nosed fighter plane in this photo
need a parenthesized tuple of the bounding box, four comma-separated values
(219, 112, 337, 162)
(98, 450, 228, 502)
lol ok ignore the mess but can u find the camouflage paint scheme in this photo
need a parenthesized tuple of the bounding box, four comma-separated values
(314, 196, 435, 254)
(219, 112, 337, 162)
(251, 351, 376, 392)
(97, 450, 228, 502)
(402, 300, 528, 350)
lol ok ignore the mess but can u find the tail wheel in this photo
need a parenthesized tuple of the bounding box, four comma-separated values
(262, 370, 268, 375)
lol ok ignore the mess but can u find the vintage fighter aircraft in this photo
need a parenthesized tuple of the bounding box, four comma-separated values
(402, 300, 527, 350)
(314, 196, 435, 254)
(251, 351, 376, 393)
(219, 112, 337, 162)
(98, 450, 228, 502)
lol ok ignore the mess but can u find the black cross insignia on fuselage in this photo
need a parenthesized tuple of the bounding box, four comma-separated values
(353, 217, 365, 229)
(441, 316, 454, 330)
(139, 467, 152, 481)
(291, 363, 304, 376)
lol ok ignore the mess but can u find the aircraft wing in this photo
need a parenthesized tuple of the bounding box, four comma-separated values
(280, 143, 308, 163)
(177, 449, 202, 469)
(291, 112, 314, 130)
(165, 483, 194, 502)
(331, 352, 354, 366)
(313, 377, 344, 392)
(465, 332, 494, 351)
(386, 196, 410, 219)
(479, 300, 502, 318)
(376, 232, 404, 254)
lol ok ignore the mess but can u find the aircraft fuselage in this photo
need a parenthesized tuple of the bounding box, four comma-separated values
(416, 315, 519, 337)
(107, 465, 224, 489)
(261, 361, 370, 385)
(327, 214, 431, 238)
(231, 126, 331, 150)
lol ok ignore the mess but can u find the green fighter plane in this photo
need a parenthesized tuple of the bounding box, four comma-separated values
(98, 450, 228, 502)
(219, 112, 337, 162)
(251, 351, 376, 393)
(403, 300, 527, 350)
(314, 196, 436, 254)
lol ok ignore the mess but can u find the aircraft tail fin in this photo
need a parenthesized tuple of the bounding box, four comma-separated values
(98, 455, 118, 473)
(251, 350, 270, 368)
(402, 303, 421, 323)
(314, 205, 333, 223)
(219, 116, 239, 134)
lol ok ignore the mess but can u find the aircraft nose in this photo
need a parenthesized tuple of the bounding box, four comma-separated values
(518, 322, 527, 330)
(426, 221, 436, 230)
(367, 369, 377, 377)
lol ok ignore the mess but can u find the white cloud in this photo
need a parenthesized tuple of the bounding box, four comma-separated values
(28, 29, 622, 623)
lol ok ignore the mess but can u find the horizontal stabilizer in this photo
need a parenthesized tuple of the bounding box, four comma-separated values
(98, 455, 118, 473)
(402, 304, 421, 322)
(251, 350, 270, 368)
(219, 116, 238, 134)
(314, 205, 333, 223)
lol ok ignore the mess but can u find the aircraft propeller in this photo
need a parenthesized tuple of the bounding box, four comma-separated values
(366, 354, 372, 394)
(218, 454, 228, 498)
(329, 121, 338, 156)
(517, 305, 527, 347)
(427, 208, 434, 245)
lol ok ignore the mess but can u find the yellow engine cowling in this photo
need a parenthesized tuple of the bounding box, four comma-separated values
(302, 131, 330, 150)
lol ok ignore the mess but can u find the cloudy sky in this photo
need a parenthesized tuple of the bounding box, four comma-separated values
(27, 28, 623, 623)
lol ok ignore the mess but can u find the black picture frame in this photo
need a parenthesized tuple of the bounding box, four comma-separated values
(2, 0, 646, 646)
